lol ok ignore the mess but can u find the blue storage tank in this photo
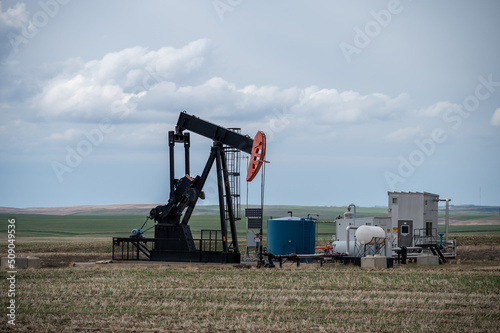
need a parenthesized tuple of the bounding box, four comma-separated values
(266, 217, 315, 255)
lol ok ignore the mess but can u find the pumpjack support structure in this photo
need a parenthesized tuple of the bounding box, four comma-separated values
(112, 111, 267, 263)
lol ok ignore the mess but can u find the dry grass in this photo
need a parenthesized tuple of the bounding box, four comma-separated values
(450, 235, 500, 246)
(1, 262, 499, 332)
(1, 235, 499, 332)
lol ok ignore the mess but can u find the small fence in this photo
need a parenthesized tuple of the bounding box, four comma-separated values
(112, 229, 227, 261)
(414, 228, 438, 246)
(112, 237, 155, 260)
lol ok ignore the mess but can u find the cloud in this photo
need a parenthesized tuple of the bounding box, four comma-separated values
(141, 77, 301, 121)
(385, 126, 421, 142)
(114, 123, 169, 148)
(140, 77, 411, 144)
(9, 38, 465, 155)
(491, 108, 500, 127)
(417, 101, 461, 117)
(47, 128, 83, 142)
(32, 37, 411, 128)
(237, 85, 300, 112)
(290, 87, 409, 125)
(0, 2, 28, 28)
(33, 39, 211, 120)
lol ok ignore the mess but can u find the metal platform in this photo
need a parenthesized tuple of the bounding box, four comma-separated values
(113, 229, 241, 263)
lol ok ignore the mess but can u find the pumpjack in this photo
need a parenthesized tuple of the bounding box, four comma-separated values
(112, 111, 266, 263)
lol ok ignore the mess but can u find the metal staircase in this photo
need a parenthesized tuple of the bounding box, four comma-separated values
(414, 228, 447, 264)
(223, 128, 242, 223)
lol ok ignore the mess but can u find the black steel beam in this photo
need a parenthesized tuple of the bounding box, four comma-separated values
(184, 132, 190, 176)
(215, 146, 229, 253)
(176, 112, 254, 154)
(168, 131, 175, 194)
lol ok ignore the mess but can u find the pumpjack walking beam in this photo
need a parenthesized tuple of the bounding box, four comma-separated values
(176, 112, 254, 154)
(176, 112, 267, 182)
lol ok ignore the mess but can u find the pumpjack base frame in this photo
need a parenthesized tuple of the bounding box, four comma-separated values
(112, 237, 241, 263)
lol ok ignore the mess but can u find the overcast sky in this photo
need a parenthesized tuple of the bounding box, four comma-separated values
(1, 0, 499, 209)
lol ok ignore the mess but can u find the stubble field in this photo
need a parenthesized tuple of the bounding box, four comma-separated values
(1, 235, 500, 332)
(3, 263, 500, 332)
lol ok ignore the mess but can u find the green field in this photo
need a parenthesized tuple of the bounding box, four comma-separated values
(1, 208, 499, 241)
(438, 205, 500, 220)
(438, 224, 500, 235)
(0, 214, 245, 239)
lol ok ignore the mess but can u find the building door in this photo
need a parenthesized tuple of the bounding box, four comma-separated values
(425, 221, 433, 236)
(398, 220, 413, 247)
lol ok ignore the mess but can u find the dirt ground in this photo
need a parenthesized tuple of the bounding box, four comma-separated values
(4, 234, 499, 268)
(22, 252, 111, 268)
(13, 244, 499, 269)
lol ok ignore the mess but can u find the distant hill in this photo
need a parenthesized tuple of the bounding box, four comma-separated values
(0, 204, 157, 216)
(0, 204, 386, 218)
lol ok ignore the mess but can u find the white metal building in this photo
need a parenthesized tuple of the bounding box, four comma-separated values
(331, 191, 455, 259)
(387, 191, 440, 248)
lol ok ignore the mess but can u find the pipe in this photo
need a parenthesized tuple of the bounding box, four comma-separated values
(345, 226, 358, 255)
(384, 227, 390, 257)
(348, 203, 356, 218)
(438, 198, 451, 242)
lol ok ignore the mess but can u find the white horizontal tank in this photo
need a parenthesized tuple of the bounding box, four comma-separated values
(355, 225, 385, 245)
(331, 241, 358, 254)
